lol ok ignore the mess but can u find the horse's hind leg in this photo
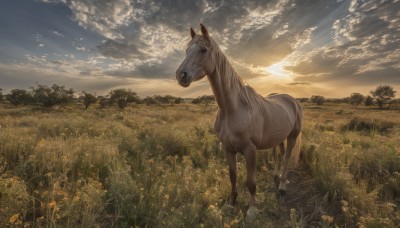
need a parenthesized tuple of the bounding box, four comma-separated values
(279, 135, 298, 194)
(272, 142, 285, 181)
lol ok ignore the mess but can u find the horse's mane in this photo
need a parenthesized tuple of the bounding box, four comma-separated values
(207, 38, 266, 112)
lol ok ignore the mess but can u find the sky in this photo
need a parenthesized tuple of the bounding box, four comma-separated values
(0, 0, 399, 98)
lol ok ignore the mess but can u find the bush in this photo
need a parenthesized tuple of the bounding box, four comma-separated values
(349, 93, 364, 108)
(342, 117, 395, 135)
(349, 148, 400, 194)
(6, 89, 34, 106)
(365, 95, 374, 106)
(311, 95, 326, 105)
(109, 89, 139, 109)
(153, 95, 178, 105)
(32, 84, 74, 107)
(98, 96, 110, 109)
(370, 85, 396, 109)
(143, 96, 158, 106)
(81, 91, 97, 109)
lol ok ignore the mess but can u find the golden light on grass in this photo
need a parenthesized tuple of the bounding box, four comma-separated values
(1, 103, 400, 227)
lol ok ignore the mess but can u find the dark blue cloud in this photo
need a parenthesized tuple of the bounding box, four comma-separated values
(0, 0, 103, 62)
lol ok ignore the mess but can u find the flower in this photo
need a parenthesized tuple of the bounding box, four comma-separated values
(321, 215, 334, 224)
(48, 200, 59, 211)
(37, 139, 47, 147)
(9, 214, 22, 225)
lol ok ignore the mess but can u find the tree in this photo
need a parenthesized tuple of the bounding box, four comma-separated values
(192, 95, 215, 110)
(109, 89, 139, 109)
(370, 85, 396, 109)
(297, 98, 309, 103)
(365, 95, 374, 106)
(98, 96, 110, 109)
(174, 97, 184, 104)
(154, 95, 176, 105)
(163, 95, 176, 106)
(191, 97, 201, 104)
(200, 95, 215, 106)
(310, 95, 325, 105)
(81, 91, 97, 109)
(349, 93, 364, 108)
(6, 89, 34, 106)
(141, 96, 157, 106)
(32, 84, 74, 107)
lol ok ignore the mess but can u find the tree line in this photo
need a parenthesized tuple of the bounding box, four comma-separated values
(1, 84, 396, 110)
(0, 84, 216, 110)
(305, 85, 397, 109)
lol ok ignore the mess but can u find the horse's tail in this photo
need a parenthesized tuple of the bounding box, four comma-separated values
(293, 132, 302, 167)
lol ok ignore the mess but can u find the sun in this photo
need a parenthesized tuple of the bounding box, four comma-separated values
(264, 61, 292, 79)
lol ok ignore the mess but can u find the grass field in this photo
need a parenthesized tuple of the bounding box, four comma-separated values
(0, 102, 399, 227)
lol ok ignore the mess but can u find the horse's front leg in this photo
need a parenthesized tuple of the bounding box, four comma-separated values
(244, 145, 257, 218)
(224, 146, 238, 206)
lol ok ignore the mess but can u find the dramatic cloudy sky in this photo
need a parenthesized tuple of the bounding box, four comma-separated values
(0, 0, 399, 97)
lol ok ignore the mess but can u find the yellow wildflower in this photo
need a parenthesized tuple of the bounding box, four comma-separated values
(37, 139, 47, 147)
(321, 215, 334, 224)
(9, 213, 22, 225)
(49, 200, 56, 208)
(72, 194, 80, 203)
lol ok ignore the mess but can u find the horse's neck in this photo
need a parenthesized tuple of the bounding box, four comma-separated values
(207, 55, 244, 116)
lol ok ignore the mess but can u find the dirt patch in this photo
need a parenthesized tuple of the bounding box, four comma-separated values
(269, 169, 338, 227)
(279, 170, 325, 226)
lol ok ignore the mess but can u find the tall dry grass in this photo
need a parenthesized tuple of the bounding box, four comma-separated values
(0, 103, 399, 227)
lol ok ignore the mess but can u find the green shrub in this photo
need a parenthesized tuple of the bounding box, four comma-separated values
(349, 149, 400, 195)
(342, 117, 395, 134)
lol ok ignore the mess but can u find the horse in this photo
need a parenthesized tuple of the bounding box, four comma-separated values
(176, 24, 303, 218)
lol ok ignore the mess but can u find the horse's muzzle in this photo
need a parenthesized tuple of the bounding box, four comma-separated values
(176, 70, 191, 87)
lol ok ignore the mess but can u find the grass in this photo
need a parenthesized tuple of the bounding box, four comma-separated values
(0, 102, 399, 227)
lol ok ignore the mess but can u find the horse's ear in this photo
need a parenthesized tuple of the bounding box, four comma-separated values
(190, 27, 196, 39)
(200, 23, 209, 40)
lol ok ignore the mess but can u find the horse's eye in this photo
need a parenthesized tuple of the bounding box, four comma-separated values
(200, 48, 207, 54)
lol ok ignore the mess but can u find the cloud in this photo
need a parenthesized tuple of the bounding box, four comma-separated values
(48, 0, 314, 79)
(38, 0, 66, 4)
(288, 82, 311, 86)
(287, 0, 400, 87)
(104, 49, 183, 79)
(37, 0, 347, 81)
(96, 39, 143, 59)
(12, 0, 400, 98)
(75, 46, 86, 51)
(67, 0, 135, 39)
(52, 30, 64, 37)
(0, 62, 208, 97)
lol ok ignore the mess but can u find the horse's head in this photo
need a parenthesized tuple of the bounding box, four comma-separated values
(176, 24, 215, 87)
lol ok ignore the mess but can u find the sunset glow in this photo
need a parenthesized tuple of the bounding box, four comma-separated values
(264, 62, 292, 79)
(0, 0, 399, 97)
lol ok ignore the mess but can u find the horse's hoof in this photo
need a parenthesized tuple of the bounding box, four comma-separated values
(279, 179, 289, 193)
(278, 189, 286, 196)
(221, 202, 235, 212)
(246, 206, 258, 220)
